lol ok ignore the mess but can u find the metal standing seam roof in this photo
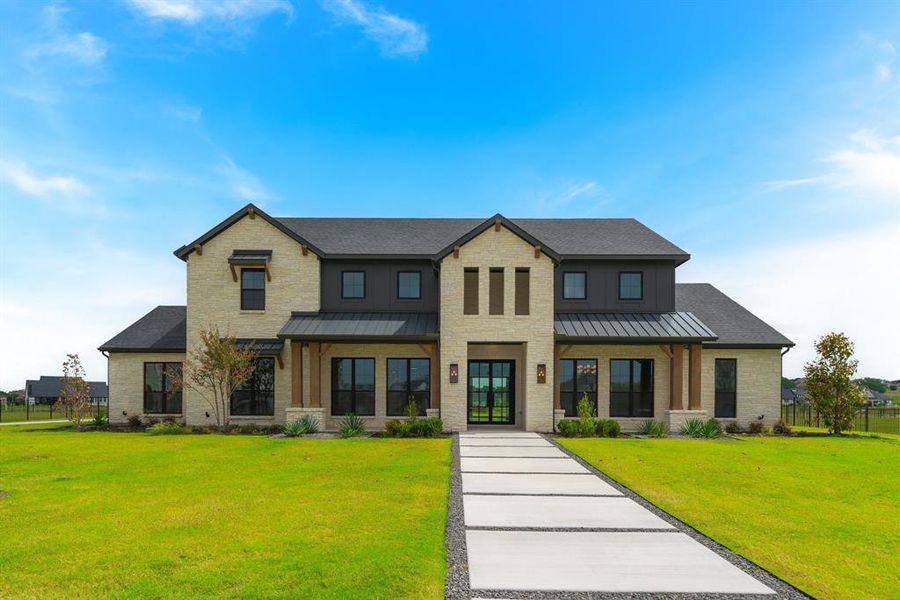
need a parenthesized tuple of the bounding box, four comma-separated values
(234, 338, 284, 354)
(554, 312, 717, 342)
(279, 312, 439, 340)
(228, 249, 272, 264)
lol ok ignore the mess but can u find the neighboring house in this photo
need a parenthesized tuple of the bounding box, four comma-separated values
(25, 376, 108, 405)
(781, 388, 796, 405)
(99, 204, 793, 432)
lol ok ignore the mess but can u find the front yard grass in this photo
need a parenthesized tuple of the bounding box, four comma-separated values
(559, 435, 900, 600)
(0, 424, 450, 599)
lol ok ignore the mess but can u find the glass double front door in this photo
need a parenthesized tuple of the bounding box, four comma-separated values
(468, 360, 515, 424)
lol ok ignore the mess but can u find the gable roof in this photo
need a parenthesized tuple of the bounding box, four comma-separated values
(98, 306, 186, 352)
(675, 283, 793, 347)
(174, 204, 689, 263)
(26, 376, 108, 399)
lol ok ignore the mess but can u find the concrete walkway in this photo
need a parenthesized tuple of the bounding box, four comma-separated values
(457, 431, 776, 597)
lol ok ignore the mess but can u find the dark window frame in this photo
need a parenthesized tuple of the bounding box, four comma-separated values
(396, 271, 422, 300)
(143, 362, 183, 414)
(609, 358, 654, 417)
(341, 271, 366, 299)
(386, 357, 431, 416)
(230, 357, 275, 416)
(240, 268, 266, 311)
(562, 271, 587, 300)
(331, 357, 376, 416)
(559, 358, 598, 417)
(715, 358, 738, 418)
(618, 271, 644, 301)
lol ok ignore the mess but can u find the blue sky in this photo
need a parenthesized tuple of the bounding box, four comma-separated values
(1, 0, 898, 389)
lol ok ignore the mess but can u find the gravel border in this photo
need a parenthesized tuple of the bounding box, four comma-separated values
(445, 433, 471, 600)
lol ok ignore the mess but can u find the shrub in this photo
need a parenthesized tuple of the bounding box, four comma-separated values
(126, 414, 143, 429)
(146, 421, 190, 435)
(748, 419, 765, 434)
(724, 421, 742, 434)
(384, 419, 407, 437)
(576, 393, 596, 436)
(680, 418, 705, 437)
(283, 414, 319, 437)
(599, 418, 621, 438)
(405, 399, 419, 421)
(385, 417, 443, 437)
(339, 414, 366, 438)
(639, 419, 666, 437)
(579, 417, 597, 436)
(773, 419, 792, 435)
(162, 415, 177, 424)
(557, 419, 579, 437)
(90, 414, 107, 428)
(699, 419, 722, 438)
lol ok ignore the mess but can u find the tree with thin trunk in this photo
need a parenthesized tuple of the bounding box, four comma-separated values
(803, 332, 866, 434)
(57, 354, 92, 429)
(175, 327, 257, 428)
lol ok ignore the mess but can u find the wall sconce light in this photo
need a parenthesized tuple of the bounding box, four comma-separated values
(122, 410, 127, 416)
(449, 363, 459, 384)
(537, 363, 547, 384)
(205, 412, 210, 418)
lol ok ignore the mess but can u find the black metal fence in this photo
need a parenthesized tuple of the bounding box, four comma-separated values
(0, 399, 109, 423)
(781, 403, 900, 435)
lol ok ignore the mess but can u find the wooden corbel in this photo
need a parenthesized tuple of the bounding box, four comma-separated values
(230, 264, 238, 282)
(533, 245, 542, 259)
(300, 244, 308, 256)
(494, 216, 501, 231)
(659, 344, 674, 359)
(193, 243, 202, 256)
(452, 245, 460, 259)
(275, 352, 284, 370)
(264, 263, 272, 282)
(248, 206, 256, 220)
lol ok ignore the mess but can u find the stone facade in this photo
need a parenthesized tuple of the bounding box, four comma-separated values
(701, 347, 782, 428)
(108, 352, 186, 424)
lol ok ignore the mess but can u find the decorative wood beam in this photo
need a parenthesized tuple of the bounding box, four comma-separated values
(301, 244, 308, 256)
(670, 344, 684, 410)
(658, 344, 673, 359)
(193, 243, 202, 256)
(291, 340, 302, 408)
(688, 344, 702, 410)
(275, 352, 284, 370)
(534, 245, 542, 259)
(494, 216, 502, 231)
(248, 206, 256, 219)
(264, 263, 272, 282)
(452, 245, 460, 259)
(309, 342, 321, 408)
(229, 263, 238, 282)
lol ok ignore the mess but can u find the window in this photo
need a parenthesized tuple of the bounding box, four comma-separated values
(563, 272, 586, 300)
(143, 362, 182, 414)
(332, 358, 375, 416)
(230, 358, 275, 416)
(515, 268, 530, 315)
(241, 268, 265, 310)
(559, 359, 597, 417)
(618, 271, 643, 300)
(610, 359, 654, 417)
(715, 359, 737, 418)
(387, 358, 430, 416)
(397, 271, 421, 299)
(463, 268, 479, 315)
(489, 268, 504, 315)
(341, 271, 366, 299)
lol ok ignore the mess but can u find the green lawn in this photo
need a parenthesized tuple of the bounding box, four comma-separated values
(559, 435, 900, 600)
(0, 425, 450, 599)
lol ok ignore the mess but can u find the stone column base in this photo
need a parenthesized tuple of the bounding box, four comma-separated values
(425, 408, 441, 419)
(285, 407, 326, 429)
(553, 409, 567, 430)
(666, 409, 708, 432)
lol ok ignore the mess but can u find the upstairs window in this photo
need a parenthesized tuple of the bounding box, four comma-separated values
(715, 359, 737, 418)
(341, 271, 366, 299)
(230, 358, 275, 416)
(618, 272, 643, 300)
(397, 271, 421, 299)
(387, 358, 430, 416)
(241, 268, 265, 310)
(563, 272, 586, 300)
(144, 362, 183, 414)
(463, 268, 479, 315)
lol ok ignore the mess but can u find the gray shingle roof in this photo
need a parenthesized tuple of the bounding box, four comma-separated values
(279, 312, 439, 340)
(554, 312, 716, 342)
(99, 306, 186, 352)
(512, 219, 688, 258)
(26, 376, 108, 399)
(675, 283, 793, 347)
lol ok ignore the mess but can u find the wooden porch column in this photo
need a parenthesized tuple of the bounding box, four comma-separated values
(688, 344, 702, 410)
(670, 344, 684, 410)
(430, 343, 440, 410)
(308, 342, 321, 408)
(290, 340, 302, 408)
(553, 344, 562, 410)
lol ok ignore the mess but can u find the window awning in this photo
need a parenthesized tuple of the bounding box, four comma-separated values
(228, 249, 272, 264)
(279, 312, 439, 341)
(554, 312, 717, 343)
(235, 338, 284, 354)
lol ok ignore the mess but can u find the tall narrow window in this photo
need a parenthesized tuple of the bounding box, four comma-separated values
(609, 359, 654, 417)
(387, 358, 430, 416)
(230, 358, 275, 416)
(618, 272, 643, 300)
(489, 268, 504, 315)
(463, 268, 479, 315)
(341, 271, 366, 299)
(715, 359, 737, 418)
(241, 268, 265, 310)
(143, 362, 183, 414)
(515, 268, 530, 315)
(331, 358, 375, 416)
(559, 359, 597, 417)
(563, 272, 586, 300)
(397, 271, 421, 299)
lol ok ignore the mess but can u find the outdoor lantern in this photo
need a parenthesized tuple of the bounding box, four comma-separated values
(537, 363, 547, 384)
(449, 363, 459, 384)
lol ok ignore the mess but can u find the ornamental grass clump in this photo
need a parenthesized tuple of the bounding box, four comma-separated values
(680, 418, 705, 437)
(639, 419, 667, 437)
(283, 414, 319, 437)
(146, 421, 190, 436)
(338, 414, 366, 438)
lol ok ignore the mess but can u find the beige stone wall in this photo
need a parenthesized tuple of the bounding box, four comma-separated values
(108, 352, 186, 424)
(184, 214, 320, 425)
(701, 348, 783, 427)
(318, 342, 432, 431)
(439, 226, 555, 432)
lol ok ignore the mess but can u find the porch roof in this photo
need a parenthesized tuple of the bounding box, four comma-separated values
(554, 311, 717, 343)
(279, 312, 439, 341)
(235, 338, 284, 354)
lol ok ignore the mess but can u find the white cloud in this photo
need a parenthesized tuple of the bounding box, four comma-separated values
(164, 102, 203, 122)
(25, 30, 108, 64)
(321, 0, 428, 57)
(128, 0, 294, 24)
(217, 155, 275, 202)
(0, 160, 89, 198)
(680, 223, 900, 378)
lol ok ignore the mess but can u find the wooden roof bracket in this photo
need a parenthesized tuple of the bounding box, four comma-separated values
(264, 263, 272, 282)
(193, 243, 202, 256)
(452, 245, 460, 259)
(230, 263, 238, 282)
(494, 216, 502, 231)
(248, 206, 256, 219)
(659, 344, 674, 359)
(534, 245, 542, 259)
(275, 351, 284, 370)
(301, 244, 308, 256)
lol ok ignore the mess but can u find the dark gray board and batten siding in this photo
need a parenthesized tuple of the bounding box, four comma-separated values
(554, 260, 677, 313)
(320, 259, 439, 313)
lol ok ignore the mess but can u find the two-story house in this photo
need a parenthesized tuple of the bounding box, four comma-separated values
(99, 204, 793, 432)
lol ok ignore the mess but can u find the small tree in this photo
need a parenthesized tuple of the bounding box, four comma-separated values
(57, 354, 92, 429)
(803, 332, 866, 434)
(176, 327, 258, 428)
